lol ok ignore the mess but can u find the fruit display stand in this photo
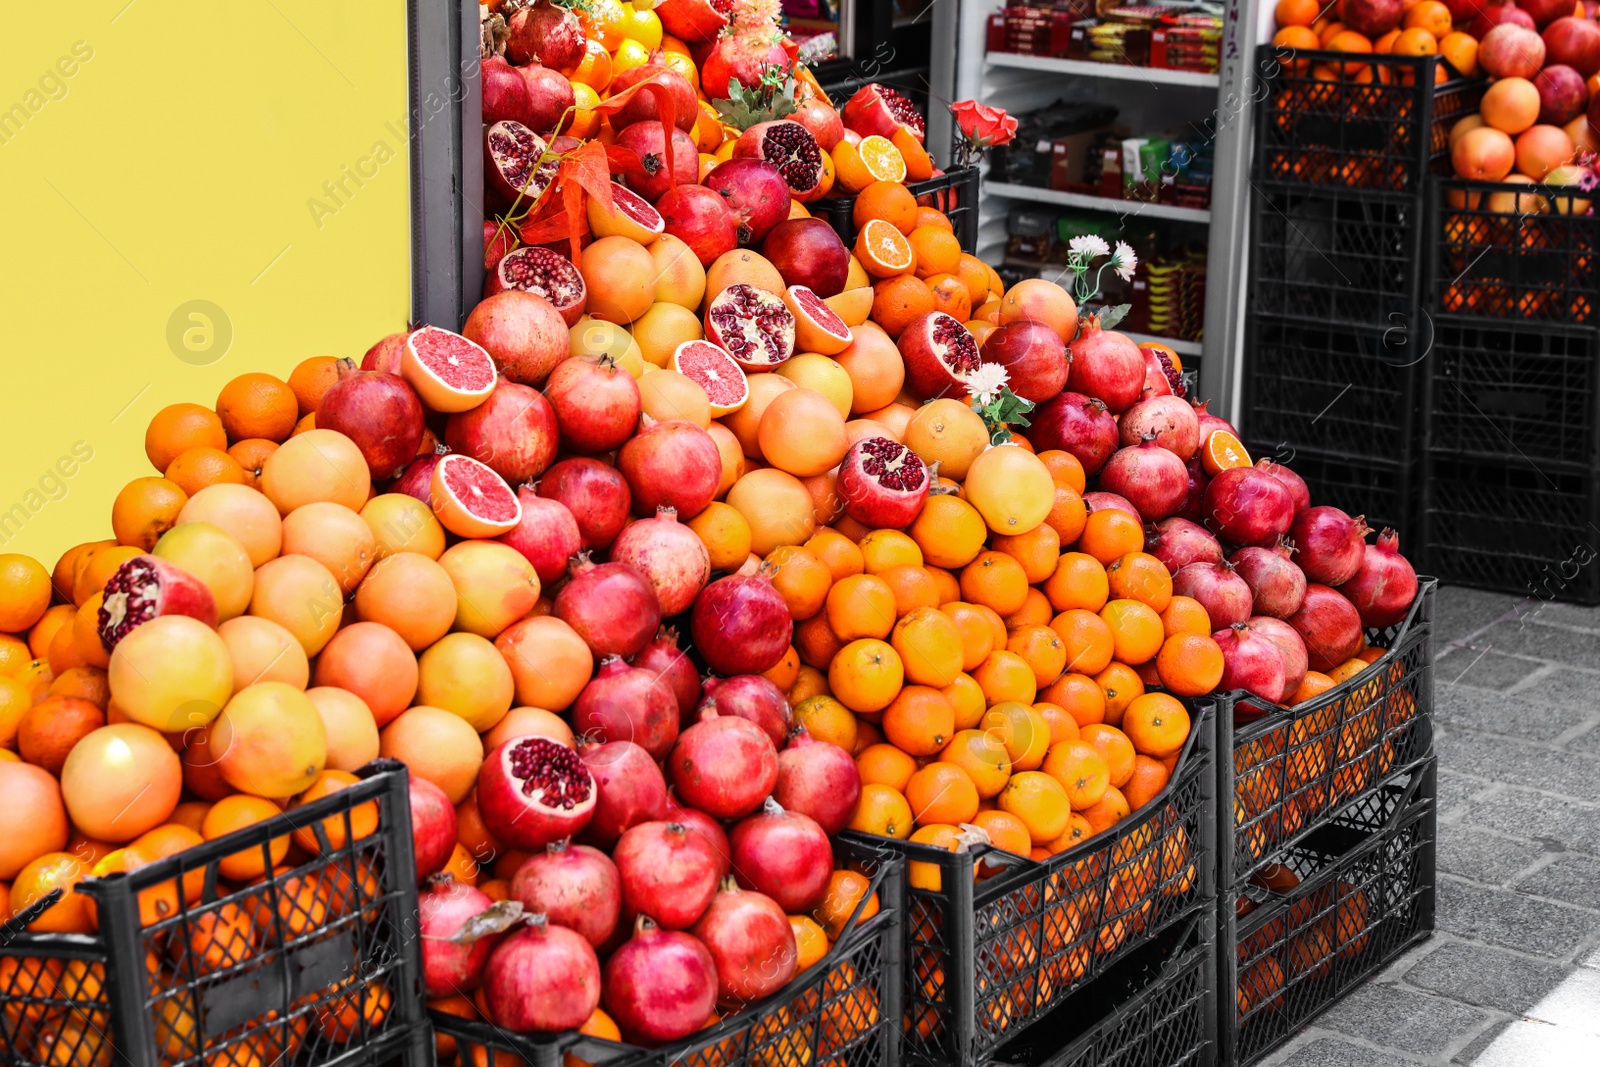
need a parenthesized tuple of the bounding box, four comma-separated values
(0, 760, 429, 1067)
(812, 168, 984, 254)
(834, 702, 1216, 1067)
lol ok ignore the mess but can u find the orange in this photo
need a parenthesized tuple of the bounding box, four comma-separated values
(1439, 31, 1478, 76)
(1044, 552, 1109, 613)
(925, 566, 961, 606)
(228, 439, 278, 487)
(813, 870, 880, 940)
(1043, 482, 1088, 544)
(1122, 755, 1170, 811)
(982, 701, 1050, 771)
(926, 273, 973, 320)
(848, 783, 914, 839)
(1007, 625, 1067, 690)
(291, 771, 379, 854)
(1391, 27, 1436, 56)
(852, 180, 919, 234)
(990, 524, 1060, 584)
(1046, 812, 1095, 854)
(1156, 633, 1225, 697)
(859, 529, 922, 573)
(805, 528, 866, 581)
(909, 226, 961, 280)
(905, 762, 980, 825)
(198, 795, 289, 881)
(0, 633, 34, 676)
(1034, 701, 1081, 746)
(1094, 662, 1145, 726)
(1290, 671, 1337, 704)
(854, 219, 915, 278)
(1079, 785, 1130, 835)
(1105, 553, 1173, 612)
(1328, 658, 1369, 683)
(953, 254, 992, 308)
(1403, 0, 1451, 37)
(940, 602, 996, 671)
(1316, 19, 1346, 46)
(164, 447, 248, 496)
(870, 275, 935, 338)
(1326, 31, 1373, 74)
(1079, 508, 1144, 565)
(1160, 595, 1213, 637)
(971, 808, 1032, 862)
(893, 127, 934, 181)
(795, 614, 845, 669)
(1123, 693, 1191, 759)
(891, 606, 965, 687)
(943, 672, 986, 730)
(1050, 609, 1115, 675)
(1037, 450, 1087, 493)
(974, 605, 1009, 651)
(1274, 0, 1319, 25)
(938, 728, 1012, 797)
(768, 545, 832, 621)
(856, 135, 906, 183)
(1200, 429, 1251, 476)
(1079, 724, 1136, 789)
(28, 602, 75, 657)
(1006, 588, 1053, 631)
(689, 502, 754, 573)
(0, 555, 52, 633)
(972, 650, 1036, 706)
(791, 915, 829, 971)
(882, 685, 956, 755)
(9, 851, 94, 933)
(788, 664, 830, 706)
(1041, 739, 1110, 810)
(906, 823, 965, 890)
(1098, 600, 1164, 665)
(879, 564, 940, 618)
(996, 771, 1071, 844)
(216, 373, 299, 443)
(825, 573, 897, 641)
(145, 403, 227, 472)
(959, 551, 1029, 616)
(909, 495, 987, 570)
(792, 694, 856, 752)
(829, 638, 904, 714)
(857, 743, 918, 792)
(1273, 25, 1320, 53)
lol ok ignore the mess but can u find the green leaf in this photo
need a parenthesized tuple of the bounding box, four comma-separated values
(1097, 303, 1132, 331)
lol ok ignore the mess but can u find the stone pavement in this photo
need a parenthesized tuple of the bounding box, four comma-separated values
(1260, 585, 1600, 1067)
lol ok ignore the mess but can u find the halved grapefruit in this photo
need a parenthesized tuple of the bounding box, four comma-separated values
(671, 340, 750, 416)
(586, 185, 666, 244)
(401, 327, 497, 413)
(782, 285, 854, 355)
(824, 287, 874, 327)
(430, 454, 521, 537)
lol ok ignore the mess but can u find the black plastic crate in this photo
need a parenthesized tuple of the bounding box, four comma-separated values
(1424, 316, 1600, 469)
(429, 857, 902, 1067)
(990, 908, 1216, 1067)
(1253, 46, 1482, 196)
(1221, 763, 1437, 1065)
(1421, 454, 1600, 604)
(813, 167, 981, 253)
(1431, 178, 1600, 326)
(1247, 449, 1411, 538)
(836, 703, 1215, 1067)
(1249, 184, 1424, 327)
(1210, 579, 1436, 888)
(0, 760, 428, 1067)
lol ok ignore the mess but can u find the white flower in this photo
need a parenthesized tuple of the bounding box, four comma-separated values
(1068, 234, 1111, 260)
(962, 363, 1010, 405)
(1110, 241, 1138, 282)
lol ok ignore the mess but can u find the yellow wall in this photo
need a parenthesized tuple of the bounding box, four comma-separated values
(0, 0, 413, 569)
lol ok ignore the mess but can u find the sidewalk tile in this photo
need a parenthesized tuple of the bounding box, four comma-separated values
(1317, 984, 1494, 1056)
(1436, 823, 1545, 886)
(1436, 879, 1600, 960)
(1517, 854, 1600, 912)
(1402, 941, 1571, 1012)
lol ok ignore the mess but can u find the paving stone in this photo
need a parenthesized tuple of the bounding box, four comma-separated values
(1473, 619, 1600, 667)
(1521, 600, 1600, 634)
(1271, 1035, 1429, 1067)
(1436, 770, 1496, 821)
(1453, 1021, 1512, 1065)
(1433, 647, 1545, 690)
(1518, 853, 1600, 912)
(1458, 789, 1600, 855)
(1317, 983, 1495, 1056)
(1435, 878, 1600, 960)
(1433, 684, 1595, 744)
(1403, 940, 1572, 1013)
(1437, 823, 1546, 886)
(1433, 586, 1523, 645)
(1433, 730, 1600, 802)
(1509, 667, 1600, 709)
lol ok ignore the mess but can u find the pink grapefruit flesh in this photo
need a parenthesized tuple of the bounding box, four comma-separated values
(430, 454, 522, 537)
(783, 284, 853, 355)
(402, 327, 498, 413)
(671, 340, 750, 415)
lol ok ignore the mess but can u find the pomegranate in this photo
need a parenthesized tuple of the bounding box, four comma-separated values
(656, 184, 739, 268)
(484, 121, 559, 211)
(1544, 17, 1600, 76)
(773, 726, 863, 835)
(690, 569, 792, 676)
(419, 874, 496, 997)
(656, 0, 733, 43)
(614, 120, 699, 201)
(555, 555, 662, 659)
(1027, 391, 1119, 474)
(978, 320, 1069, 403)
(543, 355, 643, 456)
(1288, 585, 1365, 673)
(96, 555, 217, 651)
(1172, 560, 1255, 628)
(516, 63, 576, 136)
(579, 740, 669, 844)
(614, 820, 721, 928)
(1084, 491, 1139, 519)
(1337, 528, 1418, 629)
(410, 776, 459, 880)
(698, 675, 790, 749)
(631, 628, 702, 721)
(443, 380, 558, 486)
(391, 447, 446, 503)
(497, 486, 583, 586)
(704, 282, 797, 370)
(1204, 466, 1296, 547)
(1213, 623, 1288, 704)
(731, 121, 824, 200)
(484, 221, 517, 274)
(1290, 506, 1370, 586)
(792, 99, 845, 152)
(361, 331, 409, 374)
(702, 33, 791, 101)
(481, 55, 531, 127)
(1097, 437, 1190, 521)
(1192, 400, 1238, 448)
(483, 246, 587, 326)
(1535, 65, 1590, 125)
(836, 437, 930, 528)
(316, 363, 426, 480)
(572, 657, 681, 760)
(1230, 541, 1307, 619)
(760, 218, 851, 297)
(1146, 517, 1224, 575)
(609, 507, 712, 617)
(1119, 395, 1201, 460)
(537, 458, 632, 551)
(702, 158, 792, 246)
(1249, 616, 1309, 697)
(1255, 460, 1311, 518)
(663, 790, 733, 880)
(728, 797, 833, 913)
(669, 705, 779, 820)
(609, 59, 700, 130)
(1518, 0, 1573, 28)
(1066, 316, 1145, 413)
(1178, 457, 1209, 524)
(477, 736, 597, 850)
(841, 83, 926, 143)
(899, 312, 982, 399)
(1141, 344, 1185, 398)
(463, 289, 569, 387)
(1479, 24, 1546, 78)
(603, 916, 718, 1046)
(691, 879, 797, 1005)
(1341, 0, 1402, 37)
(482, 914, 602, 1033)
(505, 1, 585, 72)
(1471, 3, 1538, 37)
(618, 420, 723, 520)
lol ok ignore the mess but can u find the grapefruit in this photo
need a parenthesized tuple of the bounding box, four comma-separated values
(430, 454, 522, 538)
(437, 540, 540, 638)
(401, 327, 498, 412)
(151, 522, 255, 621)
(378, 705, 484, 803)
(176, 484, 283, 568)
(313, 621, 421, 726)
(107, 615, 233, 732)
(417, 632, 516, 732)
(672, 340, 750, 415)
(60, 723, 182, 842)
(212, 682, 329, 799)
(260, 429, 371, 514)
(587, 184, 666, 242)
(0, 762, 69, 878)
(782, 285, 854, 355)
(217, 615, 311, 692)
(304, 686, 381, 772)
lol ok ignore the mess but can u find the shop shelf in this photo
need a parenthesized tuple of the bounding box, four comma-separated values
(814, 167, 981, 253)
(985, 52, 1221, 89)
(985, 183, 1212, 224)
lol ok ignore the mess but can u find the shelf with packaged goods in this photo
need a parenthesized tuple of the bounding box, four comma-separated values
(984, 182, 1212, 224)
(985, 51, 1220, 89)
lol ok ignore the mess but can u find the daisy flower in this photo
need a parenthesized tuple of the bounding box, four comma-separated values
(962, 363, 1010, 406)
(1068, 234, 1111, 260)
(1111, 241, 1138, 282)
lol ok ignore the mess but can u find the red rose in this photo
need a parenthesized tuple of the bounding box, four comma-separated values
(950, 100, 1017, 147)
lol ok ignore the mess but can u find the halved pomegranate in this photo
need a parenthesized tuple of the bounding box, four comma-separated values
(586, 185, 666, 244)
(704, 283, 796, 370)
(782, 285, 853, 355)
(484, 247, 588, 326)
(732, 121, 824, 199)
(836, 437, 930, 528)
(98, 555, 218, 651)
(841, 84, 926, 143)
(898, 312, 981, 399)
(484, 121, 559, 211)
(477, 735, 597, 850)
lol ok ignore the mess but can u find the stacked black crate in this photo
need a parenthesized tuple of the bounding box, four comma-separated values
(1422, 179, 1600, 603)
(1242, 47, 1481, 535)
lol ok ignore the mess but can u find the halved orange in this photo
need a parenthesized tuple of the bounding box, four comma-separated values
(854, 219, 916, 278)
(859, 135, 907, 183)
(1200, 429, 1252, 477)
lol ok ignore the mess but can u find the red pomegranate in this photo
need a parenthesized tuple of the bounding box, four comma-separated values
(703, 158, 794, 246)
(316, 362, 426, 480)
(1140, 344, 1185, 398)
(1248, 616, 1309, 698)
(1172, 560, 1255, 628)
(617, 420, 722, 520)
(482, 55, 531, 127)
(698, 675, 791, 749)
(602, 916, 718, 1046)
(841, 83, 926, 143)
(390, 447, 445, 503)
(505, 1, 585, 72)
(1213, 622, 1287, 704)
(509, 840, 621, 949)
(579, 740, 669, 844)
(773, 727, 863, 835)
(1146, 517, 1224, 575)
(613, 819, 722, 929)
(1230, 541, 1308, 619)
(609, 59, 700, 130)
(1027, 392, 1120, 474)
(689, 569, 792, 676)
(1290, 506, 1370, 586)
(1534, 65, 1589, 125)
(655, 184, 739, 267)
(463, 290, 569, 387)
(555, 555, 662, 659)
(1084, 492, 1138, 520)
(1192, 400, 1238, 447)
(1479, 23, 1546, 77)
(1341, 0, 1403, 37)
(1337, 528, 1418, 629)
(498, 486, 584, 586)
(609, 507, 712, 616)
(97, 555, 217, 651)
(1288, 584, 1365, 673)
(418, 874, 496, 997)
(361, 331, 409, 374)
(1177, 457, 1209, 524)
(979, 320, 1069, 403)
(410, 776, 459, 880)
(1470, 4, 1537, 39)
(663, 789, 733, 880)
(792, 99, 845, 152)
(443, 380, 559, 486)
(1518, 0, 1573, 28)
(516, 63, 576, 136)
(1119, 395, 1201, 460)
(836, 437, 930, 528)
(760, 218, 850, 297)
(668, 706, 779, 820)
(701, 33, 791, 100)
(630, 628, 703, 720)
(614, 120, 701, 201)
(728, 797, 833, 913)
(1097, 437, 1190, 521)
(898, 312, 982, 399)
(477, 736, 597, 850)
(1255, 460, 1311, 518)
(483, 121, 560, 212)
(482, 914, 602, 1033)
(1544, 17, 1600, 76)
(1066, 316, 1145, 413)
(704, 282, 796, 370)
(572, 657, 681, 760)
(1204, 466, 1295, 547)
(484, 221, 517, 274)
(537, 457, 632, 550)
(691, 880, 797, 1005)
